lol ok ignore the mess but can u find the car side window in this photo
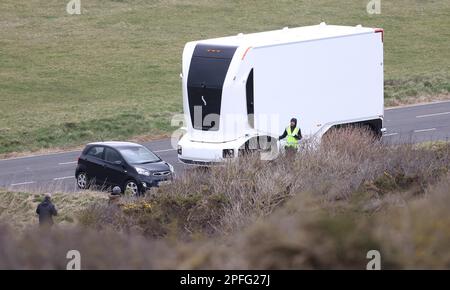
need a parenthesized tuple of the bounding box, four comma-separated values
(104, 148, 122, 163)
(86, 146, 105, 159)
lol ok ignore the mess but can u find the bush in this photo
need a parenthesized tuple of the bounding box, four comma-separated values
(2, 128, 449, 269)
(79, 128, 450, 240)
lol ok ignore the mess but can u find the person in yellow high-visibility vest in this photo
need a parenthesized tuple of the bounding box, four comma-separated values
(279, 118, 302, 153)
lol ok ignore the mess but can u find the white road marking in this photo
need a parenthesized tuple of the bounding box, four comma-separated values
(58, 161, 77, 165)
(154, 148, 176, 153)
(10, 181, 35, 186)
(383, 133, 398, 137)
(416, 111, 450, 118)
(414, 128, 436, 133)
(53, 176, 74, 181)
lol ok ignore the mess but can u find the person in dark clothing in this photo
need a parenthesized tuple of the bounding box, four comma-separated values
(279, 117, 302, 152)
(36, 194, 58, 227)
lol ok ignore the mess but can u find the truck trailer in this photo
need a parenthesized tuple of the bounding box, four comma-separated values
(177, 23, 384, 165)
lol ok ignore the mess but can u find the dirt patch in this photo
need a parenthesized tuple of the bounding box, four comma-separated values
(385, 93, 450, 108)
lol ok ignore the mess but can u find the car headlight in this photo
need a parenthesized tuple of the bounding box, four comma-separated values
(135, 167, 150, 176)
(168, 163, 174, 173)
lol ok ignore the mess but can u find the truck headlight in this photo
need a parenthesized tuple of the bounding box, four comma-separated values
(135, 167, 150, 176)
(223, 149, 235, 158)
(177, 145, 182, 155)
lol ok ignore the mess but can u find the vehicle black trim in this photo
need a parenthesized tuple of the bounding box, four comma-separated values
(179, 158, 222, 166)
(187, 44, 237, 131)
(325, 118, 383, 138)
(246, 69, 254, 128)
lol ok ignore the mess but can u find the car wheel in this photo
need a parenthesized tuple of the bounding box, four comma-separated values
(124, 180, 140, 197)
(76, 172, 89, 189)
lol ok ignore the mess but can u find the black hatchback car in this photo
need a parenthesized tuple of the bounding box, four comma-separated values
(75, 142, 173, 195)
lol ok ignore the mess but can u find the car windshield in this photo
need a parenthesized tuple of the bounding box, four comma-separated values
(118, 146, 160, 164)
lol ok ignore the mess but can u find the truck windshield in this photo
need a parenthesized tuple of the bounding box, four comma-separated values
(188, 57, 231, 89)
(187, 45, 237, 131)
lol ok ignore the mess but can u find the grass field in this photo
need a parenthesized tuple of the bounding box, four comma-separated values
(1, 0, 449, 154)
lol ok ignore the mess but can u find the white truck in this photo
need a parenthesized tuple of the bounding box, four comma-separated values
(177, 23, 384, 165)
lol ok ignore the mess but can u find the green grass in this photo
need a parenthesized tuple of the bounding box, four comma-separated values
(0, 0, 449, 154)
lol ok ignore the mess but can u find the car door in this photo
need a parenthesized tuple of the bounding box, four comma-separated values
(84, 146, 107, 187)
(103, 147, 129, 188)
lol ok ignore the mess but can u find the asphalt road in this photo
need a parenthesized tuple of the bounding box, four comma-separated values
(1, 101, 449, 193)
